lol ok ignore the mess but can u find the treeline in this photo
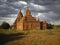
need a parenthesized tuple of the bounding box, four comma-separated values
(47, 23, 60, 29)
(0, 21, 59, 30)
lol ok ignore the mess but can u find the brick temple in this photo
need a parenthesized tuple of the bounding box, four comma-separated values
(12, 7, 47, 30)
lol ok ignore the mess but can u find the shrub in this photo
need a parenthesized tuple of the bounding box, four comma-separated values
(0, 21, 10, 29)
(47, 24, 53, 29)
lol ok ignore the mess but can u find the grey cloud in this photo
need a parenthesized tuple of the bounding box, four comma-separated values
(21, 0, 57, 5)
(0, 3, 18, 17)
(44, 4, 60, 21)
(0, 0, 60, 25)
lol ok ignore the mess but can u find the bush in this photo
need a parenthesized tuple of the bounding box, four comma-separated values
(0, 21, 10, 29)
(47, 24, 53, 29)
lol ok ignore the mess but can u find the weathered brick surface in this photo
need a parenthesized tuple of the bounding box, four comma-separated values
(12, 7, 47, 30)
(43, 21, 47, 30)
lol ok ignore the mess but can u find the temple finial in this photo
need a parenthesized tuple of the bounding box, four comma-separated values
(20, 8, 21, 12)
(24, 6, 31, 16)
(26, 5, 29, 9)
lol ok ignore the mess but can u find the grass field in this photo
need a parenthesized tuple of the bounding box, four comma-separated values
(0, 27, 60, 45)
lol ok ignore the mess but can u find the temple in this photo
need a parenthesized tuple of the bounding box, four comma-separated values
(12, 7, 47, 30)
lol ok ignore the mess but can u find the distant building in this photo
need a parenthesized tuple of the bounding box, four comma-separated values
(12, 7, 47, 30)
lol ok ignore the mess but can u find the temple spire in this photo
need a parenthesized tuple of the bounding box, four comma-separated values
(18, 9, 23, 17)
(16, 9, 23, 21)
(24, 6, 31, 16)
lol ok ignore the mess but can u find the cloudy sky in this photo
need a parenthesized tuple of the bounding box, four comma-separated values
(0, 0, 60, 25)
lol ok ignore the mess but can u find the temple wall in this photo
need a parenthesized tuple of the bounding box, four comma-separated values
(43, 22, 47, 30)
(23, 21, 40, 30)
(31, 22, 40, 30)
(17, 22, 23, 30)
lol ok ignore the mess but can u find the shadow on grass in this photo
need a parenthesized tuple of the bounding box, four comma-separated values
(0, 33, 26, 45)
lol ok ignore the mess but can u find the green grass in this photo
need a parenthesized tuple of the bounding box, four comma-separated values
(0, 29, 27, 35)
(0, 27, 60, 45)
